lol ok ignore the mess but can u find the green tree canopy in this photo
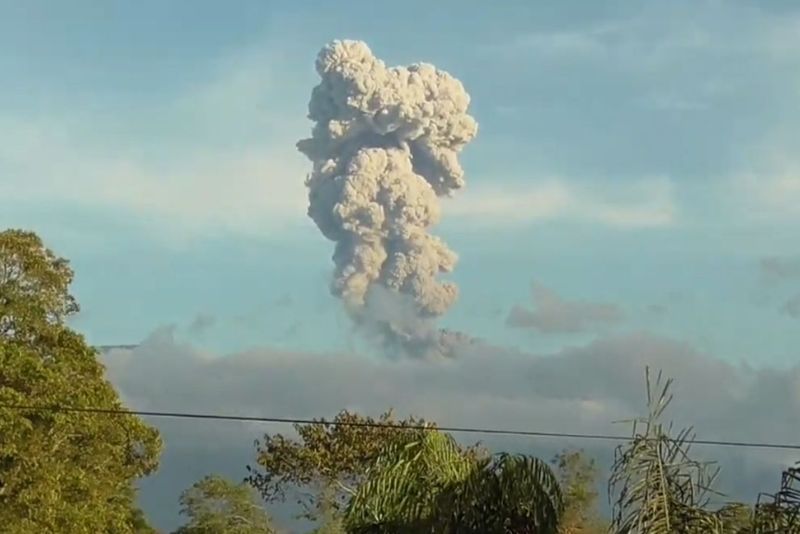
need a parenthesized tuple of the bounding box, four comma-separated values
(247, 409, 439, 521)
(173, 475, 276, 534)
(0, 229, 162, 533)
(344, 430, 564, 533)
(553, 449, 608, 534)
(0, 229, 79, 345)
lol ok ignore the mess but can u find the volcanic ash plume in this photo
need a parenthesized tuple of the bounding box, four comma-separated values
(297, 40, 478, 357)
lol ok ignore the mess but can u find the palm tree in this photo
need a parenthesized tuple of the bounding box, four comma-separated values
(344, 430, 564, 533)
(744, 463, 800, 533)
(609, 368, 800, 534)
(608, 368, 724, 533)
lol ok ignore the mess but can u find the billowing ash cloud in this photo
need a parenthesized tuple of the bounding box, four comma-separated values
(297, 40, 478, 357)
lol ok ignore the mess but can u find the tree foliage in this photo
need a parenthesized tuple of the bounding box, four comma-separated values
(553, 449, 608, 534)
(609, 368, 731, 534)
(246, 410, 436, 520)
(0, 229, 79, 344)
(241, 368, 800, 533)
(744, 463, 800, 533)
(173, 475, 276, 534)
(344, 431, 475, 532)
(344, 430, 564, 533)
(609, 367, 800, 534)
(309, 484, 347, 534)
(0, 229, 162, 533)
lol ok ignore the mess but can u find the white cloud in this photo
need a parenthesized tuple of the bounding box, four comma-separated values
(485, 3, 800, 117)
(175, 50, 278, 121)
(0, 113, 677, 239)
(758, 11, 800, 60)
(0, 125, 309, 237)
(492, 4, 800, 64)
(0, 41, 311, 241)
(446, 177, 676, 229)
(755, 174, 800, 216)
(731, 167, 800, 222)
(487, 12, 711, 66)
(502, 23, 622, 59)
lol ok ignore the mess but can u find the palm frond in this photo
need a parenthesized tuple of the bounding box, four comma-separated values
(750, 463, 800, 533)
(609, 367, 722, 534)
(344, 431, 473, 532)
(344, 431, 564, 533)
(439, 453, 563, 533)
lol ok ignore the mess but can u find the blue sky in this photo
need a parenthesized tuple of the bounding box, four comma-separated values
(4, 1, 800, 529)
(2, 0, 800, 367)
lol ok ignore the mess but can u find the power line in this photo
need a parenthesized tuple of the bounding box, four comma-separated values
(2, 404, 799, 452)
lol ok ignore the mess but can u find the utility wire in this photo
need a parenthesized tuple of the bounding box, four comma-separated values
(2, 404, 799, 452)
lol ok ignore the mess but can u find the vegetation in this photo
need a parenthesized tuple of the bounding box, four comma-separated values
(173, 475, 276, 534)
(608, 368, 800, 533)
(0, 229, 162, 533)
(344, 430, 563, 533)
(246, 410, 442, 521)
(608, 369, 722, 533)
(245, 370, 800, 533)
(553, 449, 607, 534)
(309, 485, 347, 534)
(2, 228, 799, 533)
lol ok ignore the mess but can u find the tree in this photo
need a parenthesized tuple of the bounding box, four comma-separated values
(173, 475, 276, 534)
(128, 497, 159, 534)
(344, 430, 476, 532)
(344, 430, 564, 533)
(246, 410, 437, 522)
(745, 464, 800, 533)
(0, 229, 78, 344)
(0, 229, 162, 533)
(608, 368, 727, 534)
(553, 449, 607, 534)
(309, 484, 347, 534)
(607, 368, 800, 534)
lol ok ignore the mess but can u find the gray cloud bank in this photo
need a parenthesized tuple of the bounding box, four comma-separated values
(507, 282, 624, 334)
(759, 256, 800, 319)
(102, 327, 800, 531)
(761, 256, 800, 281)
(187, 313, 216, 336)
(782, 294, 800, 319)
